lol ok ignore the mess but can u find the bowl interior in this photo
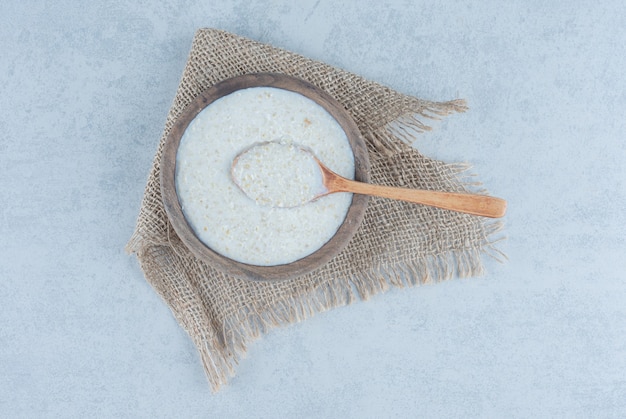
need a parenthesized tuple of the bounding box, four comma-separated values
(160, 73, 370, 281)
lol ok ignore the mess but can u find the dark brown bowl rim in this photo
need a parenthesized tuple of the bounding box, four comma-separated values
(160, 73, 370, 281)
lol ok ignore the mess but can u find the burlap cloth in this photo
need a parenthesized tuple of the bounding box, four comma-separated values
(127, 28, 503, 391)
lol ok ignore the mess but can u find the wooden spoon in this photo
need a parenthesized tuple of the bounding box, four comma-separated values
(232, 141, 506, 218)
(315, 157, 506, 218)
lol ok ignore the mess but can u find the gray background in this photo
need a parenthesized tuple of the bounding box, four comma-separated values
(2, 1, 625, 417)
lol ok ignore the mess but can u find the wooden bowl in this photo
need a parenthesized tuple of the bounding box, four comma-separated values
(160, 73, 370, 281)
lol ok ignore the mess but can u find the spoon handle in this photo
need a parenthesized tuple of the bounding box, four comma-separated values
(330, 177, 507, 218)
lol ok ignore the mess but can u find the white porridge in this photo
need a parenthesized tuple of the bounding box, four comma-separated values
(231, 140, 327, 208)
(175, 87, 354, 266)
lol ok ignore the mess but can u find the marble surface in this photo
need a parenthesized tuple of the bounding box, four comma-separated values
(2, 1, 625, 417)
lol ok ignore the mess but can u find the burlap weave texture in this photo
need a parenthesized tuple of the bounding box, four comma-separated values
(127, 28, 502, 391)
